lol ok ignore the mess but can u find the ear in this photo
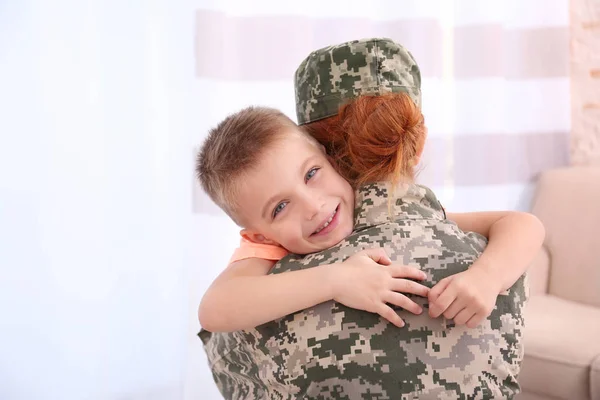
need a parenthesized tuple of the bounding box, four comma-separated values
(240, 229, 280, 246)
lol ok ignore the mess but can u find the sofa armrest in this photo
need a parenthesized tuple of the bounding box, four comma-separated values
(531, 167, 600, 308)
(528, 246, 550, 296)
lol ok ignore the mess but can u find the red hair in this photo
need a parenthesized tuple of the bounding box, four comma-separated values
(303, 92, 426, 188)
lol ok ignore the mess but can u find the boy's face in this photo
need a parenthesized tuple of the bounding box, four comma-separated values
(237, 130, 355, 255)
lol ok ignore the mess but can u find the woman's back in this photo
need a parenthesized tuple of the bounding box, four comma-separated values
(202, 183, 527, 399)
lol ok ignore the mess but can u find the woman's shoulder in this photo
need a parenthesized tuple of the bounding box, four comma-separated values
(353, 182, 446, 229)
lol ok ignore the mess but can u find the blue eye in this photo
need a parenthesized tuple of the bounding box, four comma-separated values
(272, 202, 287, 218)
(305, 167, 319, 182)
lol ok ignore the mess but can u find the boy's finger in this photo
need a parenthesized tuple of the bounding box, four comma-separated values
(466, 313, 485, 329)
(389, 265, 427, 280)
(385, 291, 423, 315)
(428, 276, 452, 303)
(390, 279, 429, 297)
(441, 298, 465, 320)
(378, 304, 405, 328)
(429, 285, 457, 318)
(452, 307, 474, 326)
(363, 248, 392, 265)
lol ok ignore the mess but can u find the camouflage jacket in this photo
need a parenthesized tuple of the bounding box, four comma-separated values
(200, 183, 528, 400)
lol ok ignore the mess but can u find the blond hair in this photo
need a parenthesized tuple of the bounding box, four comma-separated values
(196, 106, 298, 225)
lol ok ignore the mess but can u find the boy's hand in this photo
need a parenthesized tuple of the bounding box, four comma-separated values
(331, 248, 430, 328)
(428, 267, 502, 328)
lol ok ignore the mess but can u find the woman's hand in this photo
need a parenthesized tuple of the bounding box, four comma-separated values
(330, 248, 430, 328)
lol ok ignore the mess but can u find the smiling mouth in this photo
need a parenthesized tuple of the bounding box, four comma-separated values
(312, 206, 339, 236)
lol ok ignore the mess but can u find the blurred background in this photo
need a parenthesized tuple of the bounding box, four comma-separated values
(1, 0, 589, 399)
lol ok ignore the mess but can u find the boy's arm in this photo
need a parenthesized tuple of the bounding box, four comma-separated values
(428, 211, 545, 327)
(448, 211, 545, 291)
(198, 249, 430, 333)
(198, 257, 336, 332)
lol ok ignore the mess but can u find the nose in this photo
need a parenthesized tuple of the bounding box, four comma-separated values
(301, 191, 323, 221)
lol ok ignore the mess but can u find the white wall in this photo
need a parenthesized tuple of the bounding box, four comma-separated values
(0, 1, 225, 398)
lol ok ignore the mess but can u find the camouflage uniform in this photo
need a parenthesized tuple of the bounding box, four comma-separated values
(200, 183, 528, 399)
(200, 39, 527, 398)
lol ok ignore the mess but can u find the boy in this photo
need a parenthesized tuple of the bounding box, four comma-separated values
(195, 106, 544, 333)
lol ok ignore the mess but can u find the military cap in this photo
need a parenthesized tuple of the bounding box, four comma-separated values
(294, 37, 422, 125)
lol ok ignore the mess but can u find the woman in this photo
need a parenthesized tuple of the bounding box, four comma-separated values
(201, 38, 536, 399)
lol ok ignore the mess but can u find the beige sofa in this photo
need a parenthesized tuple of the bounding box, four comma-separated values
(518, 167, 600, 400)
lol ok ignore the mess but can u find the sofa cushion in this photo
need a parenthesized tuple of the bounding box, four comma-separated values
(520, 295, 600, 400)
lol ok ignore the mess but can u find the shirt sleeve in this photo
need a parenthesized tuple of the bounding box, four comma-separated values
(229, 238, 289, 264)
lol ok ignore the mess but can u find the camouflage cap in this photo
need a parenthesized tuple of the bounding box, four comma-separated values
(294, 37, 422, 125)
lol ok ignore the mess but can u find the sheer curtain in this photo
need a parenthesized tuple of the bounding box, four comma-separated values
(0, 1, 569, 399)
(190, 3, 569, 396)
(191, 1, 569, 398)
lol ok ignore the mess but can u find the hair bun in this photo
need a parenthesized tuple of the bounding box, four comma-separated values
(340, 93, 425, 186)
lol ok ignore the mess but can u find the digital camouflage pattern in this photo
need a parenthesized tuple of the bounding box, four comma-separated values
(200, 183, 528, 399)
(294, 38, 422, 125)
